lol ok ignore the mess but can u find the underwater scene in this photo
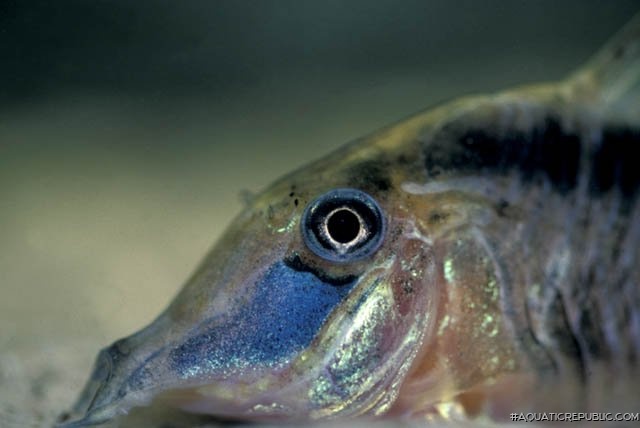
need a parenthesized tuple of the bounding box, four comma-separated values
(1, 1, 639, 427)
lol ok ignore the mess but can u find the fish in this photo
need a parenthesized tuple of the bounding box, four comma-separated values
(60, 13, 640, 427)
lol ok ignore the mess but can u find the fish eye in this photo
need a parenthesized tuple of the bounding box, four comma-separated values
(301, 188, 385, 262)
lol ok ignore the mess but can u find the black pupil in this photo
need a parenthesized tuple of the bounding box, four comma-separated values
(301, 189, 385, 262)
(326, 209, 361, 244)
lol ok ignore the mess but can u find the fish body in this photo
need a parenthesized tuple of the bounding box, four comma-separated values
(61, 14, 640, 426)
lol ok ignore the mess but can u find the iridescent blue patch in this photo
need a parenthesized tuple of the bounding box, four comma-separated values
(169, 260, 357, 378)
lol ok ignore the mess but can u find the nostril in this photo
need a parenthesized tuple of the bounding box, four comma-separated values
(110, 337, 132, 357)
(92, 349, 114, 385)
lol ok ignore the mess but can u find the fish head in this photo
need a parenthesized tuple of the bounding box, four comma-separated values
(65, 143, 446, 425)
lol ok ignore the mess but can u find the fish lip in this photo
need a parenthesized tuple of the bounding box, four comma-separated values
(59, 349, 116, 427)
(55, 395, 120, 427)
(54, 410, 112, 428)
(57, 388, 138, 428)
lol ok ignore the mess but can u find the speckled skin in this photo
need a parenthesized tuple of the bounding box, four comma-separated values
(61, 15, 640, 427)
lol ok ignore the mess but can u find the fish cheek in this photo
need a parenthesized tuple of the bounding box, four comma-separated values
(387, 237, 438, 318)
(306, 235, 438, 418)
(168, 260, 358, 381)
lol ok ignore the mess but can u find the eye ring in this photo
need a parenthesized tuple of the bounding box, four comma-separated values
(301, 188, 385, 262)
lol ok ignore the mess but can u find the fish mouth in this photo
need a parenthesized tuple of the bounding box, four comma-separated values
(56, 408, 115, 428)
(58, 340, 156, 427)
(56, 350, 118, 427)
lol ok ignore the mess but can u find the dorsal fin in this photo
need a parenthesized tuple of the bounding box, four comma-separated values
(569, 13, 640, 120)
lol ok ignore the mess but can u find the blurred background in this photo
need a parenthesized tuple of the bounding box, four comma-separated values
(0, 1, 638, 426)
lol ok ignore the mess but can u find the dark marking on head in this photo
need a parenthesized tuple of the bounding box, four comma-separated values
(285, 254, 358, 286)
(428, 211, 449, 225)
(347, 160, 391, 192)
(424, 116, 581, 194)
(294, 198, 299, 207)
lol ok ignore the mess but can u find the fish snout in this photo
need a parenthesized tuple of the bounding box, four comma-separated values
(58, 337, 151, 427)
(57, 347, 115, 426)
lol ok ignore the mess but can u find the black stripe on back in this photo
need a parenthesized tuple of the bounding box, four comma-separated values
(424, 117, 581, 194)
(589, 126, 640, 199)
(424, 116, 640, 199)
